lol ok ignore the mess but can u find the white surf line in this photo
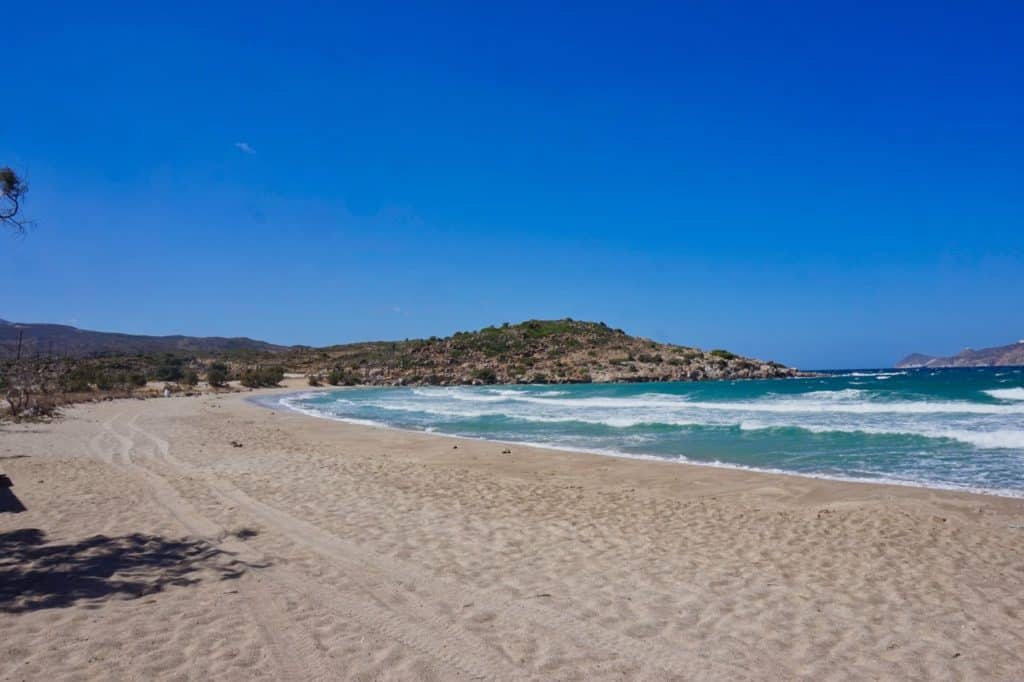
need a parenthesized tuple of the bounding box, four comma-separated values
(126, 412, 778, 679)
(985, 387, 1024, 401)
(269, 397, 1024, 499)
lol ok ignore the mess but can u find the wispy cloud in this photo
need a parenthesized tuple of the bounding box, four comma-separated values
(234, 142, 256, 155)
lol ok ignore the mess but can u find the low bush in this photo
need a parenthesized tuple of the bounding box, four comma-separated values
(152, 357, 185, 382)
(240, 366, 285, 388)
(327, 368, 362, 386)
(472, 367, 498, 384)
(62, 366, 95, 392)
(206, 362, 229, 388)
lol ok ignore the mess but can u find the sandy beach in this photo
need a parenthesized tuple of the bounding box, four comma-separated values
(2, 384, 1023, 680)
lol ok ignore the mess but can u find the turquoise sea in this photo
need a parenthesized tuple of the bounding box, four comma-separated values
(268, 367, 1024, 497)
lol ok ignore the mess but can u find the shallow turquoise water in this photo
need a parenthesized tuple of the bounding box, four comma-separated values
(269, 367, 1024, 497)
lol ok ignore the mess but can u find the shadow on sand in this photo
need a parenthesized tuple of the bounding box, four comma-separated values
(0, 474, 27, 513)
(0, 529, 264, 613)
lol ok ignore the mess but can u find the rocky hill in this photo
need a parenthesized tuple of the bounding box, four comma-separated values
(895, 340, 1024, 368)
(0, 319, 287, 359)
(2, 318, 805, 386)
(288, 319, 804, 385)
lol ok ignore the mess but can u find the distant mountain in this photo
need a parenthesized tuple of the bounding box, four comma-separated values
(895, 340, 1024, 368)
(896, 353, 938, 368)
(0, 319, 287, 358)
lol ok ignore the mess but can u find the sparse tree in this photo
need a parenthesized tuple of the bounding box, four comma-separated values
(206, 362, 229, 388)
(2, 358, 62, 419)
(1, 167, 30, 234)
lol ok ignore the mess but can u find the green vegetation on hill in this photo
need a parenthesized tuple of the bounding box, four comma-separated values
(292, 319, 802, 386)
(239, 366, 285, 388)
(2, 319, 803, 418)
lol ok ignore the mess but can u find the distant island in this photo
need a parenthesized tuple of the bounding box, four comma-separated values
(1, 318, 803, 388)
(896, 339, 1024, 368)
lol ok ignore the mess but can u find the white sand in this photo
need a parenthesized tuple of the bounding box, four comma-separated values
(1, 384, 1022, 680)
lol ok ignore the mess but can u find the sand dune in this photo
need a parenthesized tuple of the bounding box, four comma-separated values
(2, 387, 1023, 680)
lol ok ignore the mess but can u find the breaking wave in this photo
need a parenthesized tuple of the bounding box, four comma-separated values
(273, 368, 1024, 496)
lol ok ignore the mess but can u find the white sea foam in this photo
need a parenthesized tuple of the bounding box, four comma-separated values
(277, 393, 385, 428)
(267, 396, 1024, 499)
(799, 388, 866, 400)
(498, 394, 1024, 415)
(313, 386, 1024, 450)
(405, 387, 1024, 415)
(684, 398, 1024, 415)
(738, 421, 1024, 449)
(313, 394, 1024, 449)
(935, 429, 1024, 449)
(985, 387, 1024, 401)
(412, 388, 509, 402)
(266, 376, 1024, 497)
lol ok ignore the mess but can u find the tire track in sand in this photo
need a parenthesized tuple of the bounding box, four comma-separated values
(90, 414, 345, 682)
(96, 413, 523, 681)
(125, 412, 763, 680)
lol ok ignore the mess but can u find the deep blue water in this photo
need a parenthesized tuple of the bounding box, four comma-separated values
(267, 367, 1024, 497)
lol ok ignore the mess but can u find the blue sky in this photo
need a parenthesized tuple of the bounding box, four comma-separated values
(2, 2, 1022, 369)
